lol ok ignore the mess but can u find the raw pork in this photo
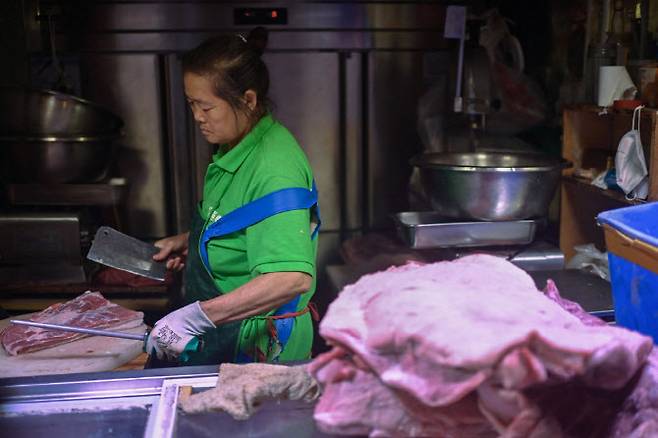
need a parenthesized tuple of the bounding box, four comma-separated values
(543, 280, 658, 437)
(1, 291, 143, 355)
(309, 255, 653, 437)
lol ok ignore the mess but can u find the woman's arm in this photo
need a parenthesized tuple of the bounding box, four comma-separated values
(200, 271, 312, 325)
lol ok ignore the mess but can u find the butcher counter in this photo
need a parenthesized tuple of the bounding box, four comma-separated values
(0, 269, 617, 438)
(1, 233, 617, 438)
(0, 364, 335, 438)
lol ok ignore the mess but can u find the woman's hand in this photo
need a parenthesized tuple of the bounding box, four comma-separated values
(153, 232, 190, 271)
(146, 301, 216, 360)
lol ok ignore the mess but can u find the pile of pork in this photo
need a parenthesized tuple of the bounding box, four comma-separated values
(308, 254, 658, 437)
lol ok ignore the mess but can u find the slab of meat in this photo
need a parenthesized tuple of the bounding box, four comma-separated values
(1, 291, 144, 356)
(610, 351, 658, 437)
(309, 255, 654, 437)
(543, 280, 658, 437)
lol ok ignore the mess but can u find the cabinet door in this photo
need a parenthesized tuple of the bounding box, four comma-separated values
(368, 51, 427, 228)
(264, 51, 363, 268)
(265, 51, 362, 232)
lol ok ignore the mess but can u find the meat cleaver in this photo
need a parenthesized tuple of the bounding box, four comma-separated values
(87, 226, 167, 281)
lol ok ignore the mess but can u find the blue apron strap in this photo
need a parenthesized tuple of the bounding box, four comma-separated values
(272, 295, 300, 348)
(310, 181, 321, 240)
(200, 181, 320, 271)
(234, 295, 301, 364)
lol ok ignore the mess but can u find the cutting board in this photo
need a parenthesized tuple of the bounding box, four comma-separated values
(0, 313, 147, 378)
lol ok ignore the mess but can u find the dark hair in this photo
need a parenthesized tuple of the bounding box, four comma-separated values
(182, 27, 270, 125)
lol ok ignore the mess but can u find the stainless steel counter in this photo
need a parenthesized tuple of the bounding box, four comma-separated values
(0, 365, 218, 404)
(0, 366, 213, 438)
(528, 269, 614, 319)
(1, 405, 151, 437)
(174, 400, 333, 438)
(0, 365, 335, 438)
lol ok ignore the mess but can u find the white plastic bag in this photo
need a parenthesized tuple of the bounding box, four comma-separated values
(566, 244, 610, 281)
(615, 105, 649, 200)
(478, 9, 548, 135)
(591, 169, 609, 190)
(417, 78, 447, 152)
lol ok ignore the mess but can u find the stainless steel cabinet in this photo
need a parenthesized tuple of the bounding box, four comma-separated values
(73, 2, 450, 268)
(81, 54, 168, 238)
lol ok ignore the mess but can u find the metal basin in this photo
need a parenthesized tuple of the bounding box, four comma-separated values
(0, 87, 123, 183)
(410, 152, 569, 221)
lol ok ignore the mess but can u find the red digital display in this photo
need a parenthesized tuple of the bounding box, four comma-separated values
(234, 8, 287, 25)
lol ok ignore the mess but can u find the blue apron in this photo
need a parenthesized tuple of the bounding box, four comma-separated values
(192, 181, 320, 364)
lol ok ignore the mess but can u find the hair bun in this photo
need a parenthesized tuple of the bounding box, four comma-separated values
(247, 27, 268, 56)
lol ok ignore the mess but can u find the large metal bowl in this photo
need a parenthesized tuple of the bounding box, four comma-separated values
(0, 87, 123, 183)
(410, 152, 569, 221)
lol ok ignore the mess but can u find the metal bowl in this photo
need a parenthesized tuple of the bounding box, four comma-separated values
(0, 87, 123, 183)
(410, 152, 569, 221)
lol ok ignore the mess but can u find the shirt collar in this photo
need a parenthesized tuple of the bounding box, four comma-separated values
(211, 114, 275, 173)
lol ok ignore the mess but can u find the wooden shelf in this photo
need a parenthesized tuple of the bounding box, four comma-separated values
(562, 176, 644, 205)
(560, 108, 658, 261)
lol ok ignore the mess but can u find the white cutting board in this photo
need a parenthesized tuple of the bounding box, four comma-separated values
(0, 313, 147, 378)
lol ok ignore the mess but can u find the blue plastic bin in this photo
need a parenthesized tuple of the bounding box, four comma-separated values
(598, 202, 658, 342)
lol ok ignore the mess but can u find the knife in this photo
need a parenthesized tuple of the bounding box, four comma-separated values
(87, 226, 167, 281)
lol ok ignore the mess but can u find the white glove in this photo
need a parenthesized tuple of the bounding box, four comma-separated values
(146, 301, 216, 360)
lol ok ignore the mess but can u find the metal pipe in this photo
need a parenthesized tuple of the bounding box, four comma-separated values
(601, 0, 612, 44)
(360, 51, 370, 234)
(640, 0, 649, 58)
(159, 53, 176, 236)
(338, 51, 348, 242)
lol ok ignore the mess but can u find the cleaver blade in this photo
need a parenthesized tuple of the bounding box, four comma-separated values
(87, 226, 167, 281)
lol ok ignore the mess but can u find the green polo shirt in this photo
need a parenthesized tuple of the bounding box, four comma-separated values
(197, 114, 317, 306)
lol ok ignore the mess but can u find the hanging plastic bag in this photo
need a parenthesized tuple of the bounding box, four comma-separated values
(417, 77, 447, 153)
(615, 105, 649, 200)
(478, 9, 549, 135)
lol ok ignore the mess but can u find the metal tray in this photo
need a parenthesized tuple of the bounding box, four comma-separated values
(393, 212, 540, 249)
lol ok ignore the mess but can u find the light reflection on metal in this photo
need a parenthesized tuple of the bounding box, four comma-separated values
(143, 376, 217, 438)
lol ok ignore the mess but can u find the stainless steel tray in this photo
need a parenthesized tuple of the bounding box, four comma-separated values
(394, 212, 539, 249)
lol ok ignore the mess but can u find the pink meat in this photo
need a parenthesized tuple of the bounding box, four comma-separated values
(310, 255, 654, 437)
(543, 279, 658, 437)
(1, 291, 143, 355)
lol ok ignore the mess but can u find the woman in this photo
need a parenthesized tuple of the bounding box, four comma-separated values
(146, 29, 319, 365)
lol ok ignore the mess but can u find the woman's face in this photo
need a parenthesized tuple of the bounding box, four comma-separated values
(183, 72, 249, 146)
